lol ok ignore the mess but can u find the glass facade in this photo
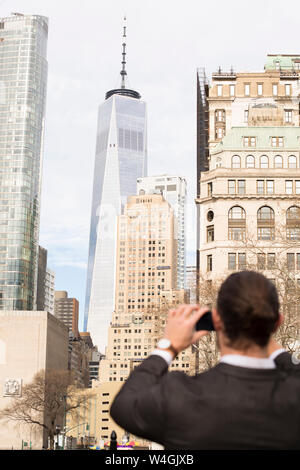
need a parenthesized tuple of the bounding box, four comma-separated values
(84, 93, 147, 352)
(0, 15, 48, 310)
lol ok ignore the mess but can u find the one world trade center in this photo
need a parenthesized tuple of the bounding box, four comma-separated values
(84, 21, 147, 352)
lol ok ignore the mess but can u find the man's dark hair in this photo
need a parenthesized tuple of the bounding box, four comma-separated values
(217, 271, 280, 348)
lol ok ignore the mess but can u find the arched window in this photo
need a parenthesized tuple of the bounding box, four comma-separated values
(260, 155, 269, 169)
(286, 206, 300, 240)
(257, 206, 275, 240)
(274, 155, 283, 168)
(246, 155, 255, 168)
(288, 155, 297, 169)
(228, 206, 246, 240)
(232, 155, 241, 169)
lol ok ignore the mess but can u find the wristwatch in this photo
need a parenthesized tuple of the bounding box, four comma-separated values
(157, 338, 179, 357)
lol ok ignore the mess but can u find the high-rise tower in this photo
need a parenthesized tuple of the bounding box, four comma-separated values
(137, 175, 187, 289)
(84, 19, 147, 351)
(0, 14, 48, 310)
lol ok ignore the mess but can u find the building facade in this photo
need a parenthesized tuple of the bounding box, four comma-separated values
(197, 125, 300, 286)
(44, 268, 55, 315)
(137, 175, 187, 289)
(196, 54, 300, 285)
(0, 14, 48, 310)
(84, 28, 147, 352)
(99, 194, 196, 384)
(0, 311, 68, 449)
(66, 381, 127, 447)
(54, 291, 79, 338)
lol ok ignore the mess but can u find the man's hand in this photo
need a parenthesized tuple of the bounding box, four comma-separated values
(163, 304, 210, 354)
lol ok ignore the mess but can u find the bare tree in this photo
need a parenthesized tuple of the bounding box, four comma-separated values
(0, 369, 90, 449)
(240, 225, 300, 352)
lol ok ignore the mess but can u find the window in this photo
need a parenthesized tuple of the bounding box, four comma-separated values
(288, 155, 297, 168)
(285, 84, 291, 96)
(267, 253, 275, 270)
(217, 85, 223, 97)
(238, 253, 246, 270)
(296, 181, 300, 194)
(207, 182, 213, 196)
(207, 225, 214, 242)
(274, 155, 283, 168)
(244, 109, 249, 123)
(244, 84, 250, 96)
(297, 254, 300, 270)
(232, 155, 241, 168)
(257, 180, 264, 194)
(229, 206, 246, 220)
(275, 61, 280, 70)
(237, 180, 245, 195)
(228, 206, 246, 240)
(260, 155, 269, 168)
(286, 206, 300, 241)
(216, 127, 224, 139)
(228, 253, 236, 270)
(266, 180, 274, 195)
(230, 84, 235, 96)
(207, 255, 212, 272)
(257, 206, 275, 240)
(272, 84, 278, 96)
(257, 83, 263, 96)
(243, 137, 256, 147)
(257, 253, 266, 270)
(228, 180, 235, 194)
(285, 110, 292, 123)
(287, 253, 295, 270)
(271, 137, 284, 147)
(215, 109, 225, 122)
(285, 180, 293, 194)
(246, 155, 255, 168)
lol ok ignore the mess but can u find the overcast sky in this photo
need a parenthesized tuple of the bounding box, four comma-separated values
(1, 0, 299, 329)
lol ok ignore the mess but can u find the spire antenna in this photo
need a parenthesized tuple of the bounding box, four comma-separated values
(120, 16, 127, 89)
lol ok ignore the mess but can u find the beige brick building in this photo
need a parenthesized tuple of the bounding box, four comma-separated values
(0, 311, 68, 449)
(65, 381, 124, 446)
(197, 55, 300, 288)
(197, 125, 300, 284)
(208, 54, 300, 149)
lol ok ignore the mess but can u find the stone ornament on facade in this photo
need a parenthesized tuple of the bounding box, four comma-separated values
(3, 378, 22, 397)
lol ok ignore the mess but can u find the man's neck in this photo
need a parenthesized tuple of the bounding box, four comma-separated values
(220, 347, 269, 358)
(219, 337, 269, 359)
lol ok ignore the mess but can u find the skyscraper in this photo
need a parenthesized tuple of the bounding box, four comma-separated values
(99, 193, 195, 383)
(0, 14, 48, 310)
(137, 175, 187, 289)
(84, 21, 147, 351)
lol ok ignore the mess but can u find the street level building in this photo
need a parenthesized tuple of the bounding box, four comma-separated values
(0, 14, 48, 310)
(0, 311, 68, 449)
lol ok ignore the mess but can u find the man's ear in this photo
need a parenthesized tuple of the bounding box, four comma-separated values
(273, 313, 284, 332)
(212, 308, 223, 331)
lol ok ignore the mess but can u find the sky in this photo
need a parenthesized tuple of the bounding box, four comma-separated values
(1, 0, 299, 329)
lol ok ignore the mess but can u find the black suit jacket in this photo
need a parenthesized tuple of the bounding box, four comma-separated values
(110, 352, 300, 449)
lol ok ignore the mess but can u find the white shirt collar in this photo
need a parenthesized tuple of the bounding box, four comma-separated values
(220, 354, 276, 369)
(268, 348, 286, 362)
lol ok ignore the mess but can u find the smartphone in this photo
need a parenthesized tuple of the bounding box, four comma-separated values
(195, 310, 215, 331)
